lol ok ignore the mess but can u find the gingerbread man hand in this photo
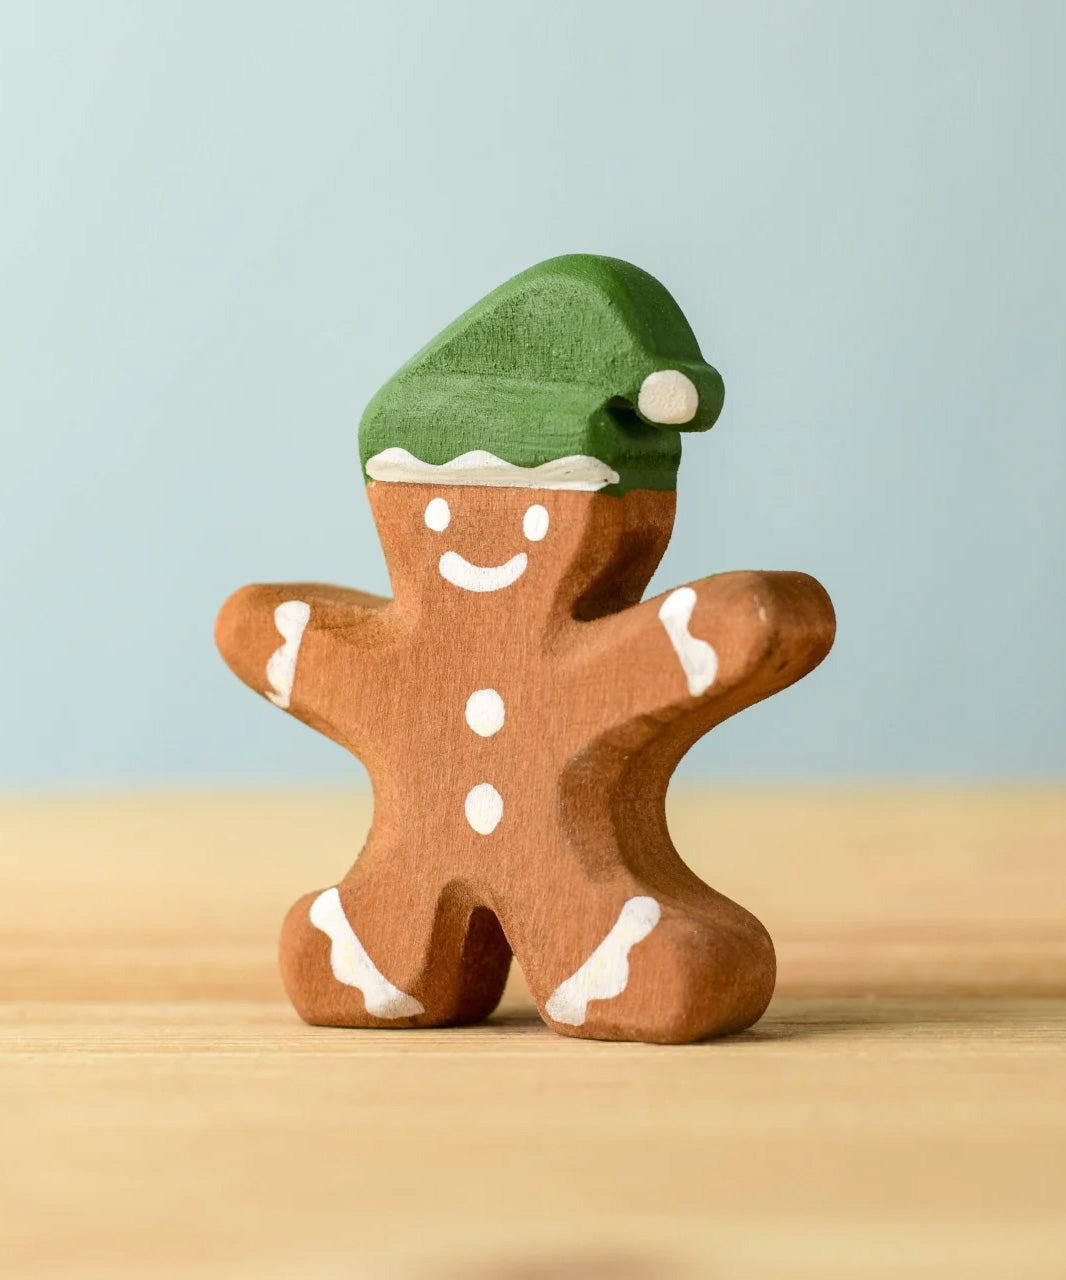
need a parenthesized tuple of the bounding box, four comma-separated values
(216, 255, 835, 1043)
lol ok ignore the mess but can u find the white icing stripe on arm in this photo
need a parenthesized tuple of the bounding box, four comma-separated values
(366, 447, 620, 491)
(658, 587, 718, 697)
(545, 896, 661, 1027)
(265, 599, 311, 709)
(309, 888, 425, 1019)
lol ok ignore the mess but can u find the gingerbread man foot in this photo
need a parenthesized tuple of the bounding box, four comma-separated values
(216, 255, 835, 1043)
(279, 878, 512, 1029)
(514, 886, 776, 1044)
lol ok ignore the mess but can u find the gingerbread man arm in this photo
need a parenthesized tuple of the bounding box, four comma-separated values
(564, 570, 836, 732)
(215, 582, 399, 750)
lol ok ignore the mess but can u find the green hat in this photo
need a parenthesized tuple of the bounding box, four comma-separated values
(359, 254, 724, 496)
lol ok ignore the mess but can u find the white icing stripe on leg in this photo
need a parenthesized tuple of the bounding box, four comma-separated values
(309, 888, 425, 1019)
(658, 587, 718, 697)
(265, 600, 311, 709)
(545, 896, 661, 1027)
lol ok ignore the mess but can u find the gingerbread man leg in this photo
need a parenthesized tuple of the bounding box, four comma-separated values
(280, 859, 512, 1028)
(496, 847, 775, 1045)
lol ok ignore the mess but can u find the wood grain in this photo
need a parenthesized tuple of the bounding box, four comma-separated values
(2, 790, 1065, 1277)
(3, 788, 1062, 1002)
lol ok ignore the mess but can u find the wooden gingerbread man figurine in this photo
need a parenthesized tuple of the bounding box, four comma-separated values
(216, 255, 835, 1043)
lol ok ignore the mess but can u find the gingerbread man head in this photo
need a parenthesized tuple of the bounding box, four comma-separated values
(359, 254, 725, 614)
(216, 255, 834, 1043)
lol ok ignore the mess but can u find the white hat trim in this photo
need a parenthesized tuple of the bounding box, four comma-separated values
(365, 447, 620, 491)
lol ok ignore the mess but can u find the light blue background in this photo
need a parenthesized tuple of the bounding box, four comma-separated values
(3, 1, 1064, 788)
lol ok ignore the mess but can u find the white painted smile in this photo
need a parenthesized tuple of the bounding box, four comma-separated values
(438, 550, 528, 593)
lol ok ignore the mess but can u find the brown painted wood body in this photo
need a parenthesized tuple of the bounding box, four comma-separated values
(216, 484, 835, 1041)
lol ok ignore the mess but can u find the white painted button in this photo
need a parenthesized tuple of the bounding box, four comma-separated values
(523, 503, 550, 542)
(637, 369, 699, 425)
(465, 688, 505, 737)
(464, 783, 503, 835)
(424, 497, 451, 531)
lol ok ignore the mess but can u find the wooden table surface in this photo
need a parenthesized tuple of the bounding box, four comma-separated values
(2, 789, 1064, 1278)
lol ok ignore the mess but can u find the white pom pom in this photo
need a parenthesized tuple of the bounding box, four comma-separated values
(637, 369, 699, 425)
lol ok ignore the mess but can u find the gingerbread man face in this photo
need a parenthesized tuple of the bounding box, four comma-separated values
(395, 488, 567, 598)
(369, 480, 677, 624)
(216, 255, 835, 1043)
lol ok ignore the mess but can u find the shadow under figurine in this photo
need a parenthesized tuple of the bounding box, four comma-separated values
(215, 255, 836, 1043)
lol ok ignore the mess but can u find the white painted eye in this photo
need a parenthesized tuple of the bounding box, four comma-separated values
(523, 503, 549, 542)
(424, 497, 451, 532)
(637, 369, 699, 425)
